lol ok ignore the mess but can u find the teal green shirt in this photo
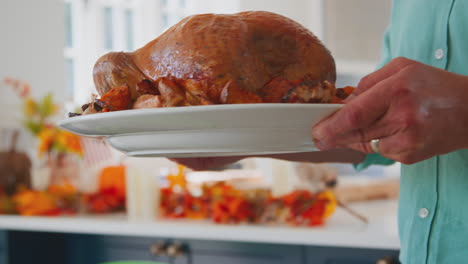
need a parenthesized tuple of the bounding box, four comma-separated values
(374, 1, 468, 263)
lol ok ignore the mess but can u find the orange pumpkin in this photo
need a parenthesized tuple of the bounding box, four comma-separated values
(98, 165, 126, 199)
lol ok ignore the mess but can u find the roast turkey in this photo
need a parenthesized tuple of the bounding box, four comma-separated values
(90, 11, 337, 112)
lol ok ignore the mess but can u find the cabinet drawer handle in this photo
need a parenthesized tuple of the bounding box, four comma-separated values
(166, 242, 186, 257)
(149, 241, 167, 256)
(376, 256, 399, 264)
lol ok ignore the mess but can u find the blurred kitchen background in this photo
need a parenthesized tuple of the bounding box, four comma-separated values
(0, 0, 401, 264)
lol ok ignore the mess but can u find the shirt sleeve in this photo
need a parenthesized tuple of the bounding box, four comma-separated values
(376, 26, 393, 69)
(353, 26, 396, 171)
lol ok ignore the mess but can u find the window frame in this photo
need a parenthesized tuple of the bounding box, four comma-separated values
(64, 0, 217, 105)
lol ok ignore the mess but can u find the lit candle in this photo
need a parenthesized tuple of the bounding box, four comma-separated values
(126, 164, 160, 221)
(125, 165, 142, 221)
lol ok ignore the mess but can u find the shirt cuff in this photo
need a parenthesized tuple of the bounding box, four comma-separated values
(353, 153, 395, 172)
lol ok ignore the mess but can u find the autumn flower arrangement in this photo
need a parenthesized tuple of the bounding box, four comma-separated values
(160, 166, 337, 226)
(4, 77, 82, 158)
(0, 77, 83, 215)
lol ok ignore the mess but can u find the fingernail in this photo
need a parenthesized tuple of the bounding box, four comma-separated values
(314, 139, 331, 150)
(312, 127, 325, 141)
(343, 94, 356, 103)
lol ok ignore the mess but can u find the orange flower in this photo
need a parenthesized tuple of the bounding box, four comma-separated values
(317, 190, 337, 219)
(37, 128, 56, 156)
(13, 190, 58, 216)
(47, 183, 77, 196)
(278, 190, 337, 226)
(167, 165, 187, 189)
(56, 130, 82, 155)
(83, 191, 125, 213)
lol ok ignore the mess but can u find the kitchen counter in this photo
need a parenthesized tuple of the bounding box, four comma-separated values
(0, 199, 399, 250)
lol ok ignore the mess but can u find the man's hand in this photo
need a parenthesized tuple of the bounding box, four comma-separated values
(312, 57, 468, 164)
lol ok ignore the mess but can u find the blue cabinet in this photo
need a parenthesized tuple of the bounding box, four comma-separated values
(5, 231, 68, 264)
(0, 231, 7, 264)
(3, 231, 399, 264)
(182, 240, 303, 264)
(67, 236, 302, 264)
(305, 246, 399, 264)
(68, 235, 171, 264)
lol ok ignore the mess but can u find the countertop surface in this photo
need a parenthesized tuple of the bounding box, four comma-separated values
(0, 199, 399, 250)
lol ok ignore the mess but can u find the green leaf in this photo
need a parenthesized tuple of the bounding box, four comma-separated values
(23, 120, 43, 135)
(39, 93, 55, 118)
(52, 141, 67, 153)
(23, 98, 38, 118)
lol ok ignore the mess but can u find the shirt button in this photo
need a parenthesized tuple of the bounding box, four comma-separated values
(434, 49, 444, 59)
(419, 208, 429, 218)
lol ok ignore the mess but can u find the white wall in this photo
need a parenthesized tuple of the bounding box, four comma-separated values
(0, 0, 65, 127)
(189, 0, 240, 14)
(324, 0, 392, 63)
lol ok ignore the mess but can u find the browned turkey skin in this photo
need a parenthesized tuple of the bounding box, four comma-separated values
(79, 11, 338, 115)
